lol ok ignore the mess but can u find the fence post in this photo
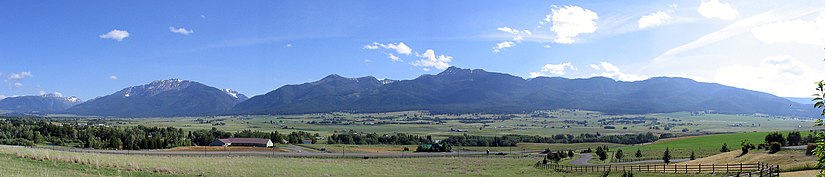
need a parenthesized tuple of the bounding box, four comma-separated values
(712, 164, 715, 173)
(739, 162, 742, 173)
(699, 164, 702, 173)
(726, 163, 729, 173)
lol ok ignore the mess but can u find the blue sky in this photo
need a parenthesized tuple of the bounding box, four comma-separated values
(1, 0, 824, 100)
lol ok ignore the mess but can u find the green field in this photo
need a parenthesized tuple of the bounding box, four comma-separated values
(615, 131, 812, 159)
(103, 110, 813, 140)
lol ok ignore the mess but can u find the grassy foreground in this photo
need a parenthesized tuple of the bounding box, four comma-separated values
(0, 146, 724, 177)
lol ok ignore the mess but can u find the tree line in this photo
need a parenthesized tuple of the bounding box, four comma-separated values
(0, 118, 317, 150)
(326, 132, 660, 147)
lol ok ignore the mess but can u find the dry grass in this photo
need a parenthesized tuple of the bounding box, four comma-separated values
(166, 146, 289, 152)
(780, 170, 820, 177)
(679, 150, 815, 172)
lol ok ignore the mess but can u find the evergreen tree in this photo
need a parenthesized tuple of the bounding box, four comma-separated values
(635, 149, 642, 158)
(721, 143, 730, 152)
(690, 151, 696, 160)
(615, 149, 624, 160)
(662, 148, 671, 164)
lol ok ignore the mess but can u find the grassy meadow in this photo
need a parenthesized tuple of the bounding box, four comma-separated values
(0, 146, 729, 177)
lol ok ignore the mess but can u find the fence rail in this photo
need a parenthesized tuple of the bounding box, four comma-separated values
(610, 156, 694, 163)
(535, 162, 779, 177)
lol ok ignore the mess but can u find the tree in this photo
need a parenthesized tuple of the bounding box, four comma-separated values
(690, 151, 696, 160)
(635, 149, 642, 158)
(615, 149, 624, 160)
(568, 150, 574, 158)
(596, 146, 608, 161)
(559, 150, 568, 158)
(721, 143, 730, 152)
(662, 148, 671, 164)
(765, 132, 786, 146)
(788, 131, 802, 146)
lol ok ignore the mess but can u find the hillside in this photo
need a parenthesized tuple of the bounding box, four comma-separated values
(232, 67, 815, 116)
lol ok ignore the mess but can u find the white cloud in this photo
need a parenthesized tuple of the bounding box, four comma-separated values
(109, 75, 118, 80)
(589, 64, 600, 70)
(529, 62, 577, 78)
(0, 95, 6, 100)
(492, 41, 515, 53)
(715, 55, 817, 97)
(545, 5, 599, 44)
(365, 42, 412, 55)
(99, 29, 130, 41)
(496, 27, 519, 34)
(698, 0, 738, 20)
(364, 59, 373, 63)
(200, 14, 207, 19)
(8, 72, 32, 80)
(751, 12, 825, 45)
(363, 44, 380, 50)
(284, 44, 293, 48)
(590, 62, 648, 81)
(387, 53, 401, 62)
(412, 49, 452, 70)
(638, 11, 672, 29)
(39, 91, 62, 97)
(169, 27, 194, 35)
(13, 83, 22, 87)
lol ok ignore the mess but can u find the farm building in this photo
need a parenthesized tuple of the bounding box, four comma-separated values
(209, 138, 273, 147)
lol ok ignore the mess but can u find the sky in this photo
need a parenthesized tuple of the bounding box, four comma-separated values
(1, 0, 824, 100)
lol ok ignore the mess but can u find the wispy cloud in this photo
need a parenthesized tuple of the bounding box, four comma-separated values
(529, 62, 577, 78)
(169, 27, 194, 35)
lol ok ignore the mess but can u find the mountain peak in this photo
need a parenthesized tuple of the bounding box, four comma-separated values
(121, 79, 197, 97)
(438, 66, 487, 76)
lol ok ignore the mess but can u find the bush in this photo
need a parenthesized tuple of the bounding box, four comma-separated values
(806, 144, 816, 156)
(0, 138, 34, 146)
(769, 142, 781, 154)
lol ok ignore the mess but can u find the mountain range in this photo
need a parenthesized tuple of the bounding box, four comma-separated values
(65, 79, 247, 117)
(0, 67, 817, 117)
(0, 93, 82, 113)
(232, 67, 815, 116)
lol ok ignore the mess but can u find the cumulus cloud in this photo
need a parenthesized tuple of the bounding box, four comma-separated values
(715, 55, 817, 97)
(169, 27, 194, 35)
(492, 41, 515, 53)
(638, 11, 672, 29)
(545, 5, 599, 44)
(412, 49, 452, 70)
(109, 75, 118, 80)
(364, 42, 412, 55)
(99, 29, 130, 41)
(751, 12, 825, 45)
(698, 0, 738, 20)
(529, 62, 577, 78)
(13, 83, 22, 88)
(284, 44, 293, 48)
(590, 62, 648, 81)
(364, 59, 373, 63)
(8, 72, 32, 80)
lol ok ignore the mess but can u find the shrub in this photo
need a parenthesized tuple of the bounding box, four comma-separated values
(769, 142, 781, 154)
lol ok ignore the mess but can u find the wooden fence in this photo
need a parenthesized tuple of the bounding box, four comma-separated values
(535, 162, 779, 177)
(610, 156, 694, 163)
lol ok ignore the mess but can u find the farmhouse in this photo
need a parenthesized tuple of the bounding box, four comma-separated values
(209, 138, 273, 147)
